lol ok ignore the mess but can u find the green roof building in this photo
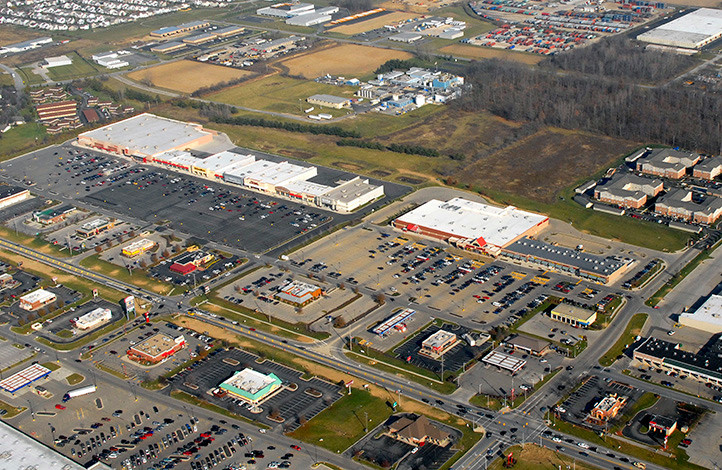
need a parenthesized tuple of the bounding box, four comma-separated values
(219, 368, 282, 405)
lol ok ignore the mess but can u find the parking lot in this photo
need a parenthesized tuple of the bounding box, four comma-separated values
(559, 375, 644, 431)
(173, 348, 343, 432)
(0, 268, 40, 301)
(43, 216, 139, 254)
(38, 298, 123, 343)
(2, 285, 82, 326)
(149, 250, 242, 287)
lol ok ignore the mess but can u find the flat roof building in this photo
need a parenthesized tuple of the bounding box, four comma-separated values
(0, 364, 52, 393)
(419, 330, 458, 359)
(394, 198, 548, 257)
(482, 350, 526, 374)
(224, 160, 317, 193)
(121, 238, 156, 257)
(150, 20, 210, 37)
(127, 333, 186, 364)
(550, 303, 597, 328)
(183, 32, 217, 45)
(77, 113, 216, 159)
(390, 32, 423, 43)
(0, 37, 52, 54)
(317, 177, 384, 212)
(71, 307, 112, 330)
(76, 218, 114, 238)
(594, 174, 663, 209)
(43, 55, 72, 68)
(275, 280, 322, 306)
(637, 8, 722, 50)
(36, 100, 77, 122)
(655, 189, 722, 224)
(307, 94, 351, 109)
(634, 336, 722, 386)
(587, 393, 627, 425)
(19, 289, 56, 311)
(191, 151, 255, 179)
(372, 308, 415, 336)
(218, 368, 282, 406)
(636, 148, 701, 179)
(150, 41, 186, 53)
(169, 250, 215, 275)
(503, 237, 632, 284)
(215, 25, 245, 37)
(679, 295, 722, 333)
(0, 185, 30, 210)
(257, 2, 315, 18)
(504, 334, 550, 356)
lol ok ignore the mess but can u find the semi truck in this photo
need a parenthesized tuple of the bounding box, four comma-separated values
(62, 384, 97, 402)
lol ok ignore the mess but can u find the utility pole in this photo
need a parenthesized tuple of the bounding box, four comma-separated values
(364, 411, 368, 432)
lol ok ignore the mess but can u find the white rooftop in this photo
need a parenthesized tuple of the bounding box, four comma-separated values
(78, 113, 213, 158)
(20, 289, 56, 304)
(637, 8, 722, 49)
(396, 198, 548, 248)
(197, 151, 255, 174)
(282, 179, 333, 196)
(681, 295, 722, 327)
(222, 368, 277, 394)
(228, 160, 316, 186)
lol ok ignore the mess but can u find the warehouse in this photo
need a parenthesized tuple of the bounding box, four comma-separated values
(679, 295, 722, 333)
(121, 238, 156, 257)
(77, 113, 217, 159)
(393, 198, 549, 257)
(42, 55, 72, 68)
(218, 368, 282, 407)
(634, 337, 722, 387)
(92, 51, 130, 69)
(19, 289, 56, 311)
(275, 280, 323, 307)
(150, 41, 186, 53)
(127, 333, 186, 364)
(286, 7, 338, 26)
(317, 177, 384, 212)
(655, 189, 722, 224)
(693, 156, 722, 180)
(306, 94, 351, 109)
(419, 330, 458, 359)
(150, 20, 210, 38)
(183, 32, 217, 45)
(215, 25, 245, 38)
(636, 148, 701, 179)
(257, 2, 315, 18)
(637, 8, 722, 51)
(549, 304, 597, 328)
(0, 364, 52, 393)
(76, 218, 114, 238)
(70, 307, 112, 330)
(390, 32, 423, 43)
(502, 237, 633, 284)
(0, 186, 30, 210)
(593, 174, 663, 209)
(0, 37, 52, 55)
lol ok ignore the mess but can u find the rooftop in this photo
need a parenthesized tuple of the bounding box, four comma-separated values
(129, 333, 184, 359)
(638, 8, 722, 48)
(422, 329, 456, 348)
(681, 295, 722, 327)
(321, 177, 381, 203)
(196, 151, 255, 174)
(552, 303, 598, 322)
(482, 350, 526, 372)
(638, 148, 701, 171)
(595, 173, 663, 199)
(308, 94, 351, 104)
(505, 334, 550, 352)
(20, 289, 55, 304)
(0, 185, 28, 200)
(656, 189, 722, 216)
(635, 337, 722, 381)
(220, 368, 282, 399)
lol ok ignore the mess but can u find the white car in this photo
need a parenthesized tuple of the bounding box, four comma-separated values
(552, 436, 562, 443)
(577, 442, 590, 449)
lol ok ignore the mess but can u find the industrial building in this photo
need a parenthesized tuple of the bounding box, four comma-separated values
(42, 55, 72, 68)
(634, 337, 722, 387)
(549, 303, 597, 328)
(482, 349, 526, 374)
(127, 333, 186, 364)
(502, 237, 633, 284)
(92, 51, 130, 69)
(637, 8, 722, 51)
(215, 25, 246, 38)
(32, 204, 75, 225)
(390, 32, 423, 43)
(169, 250, 215, 275)
(274, 280, 323, 307)
(655, 189, 722, 224)
(183, 32, 217, 45)
(256, 2, 315, 18)
(121, 238, 157, 257)
(593, 174, 663, 209)
(19, 289, 56, 311)
(419, 330, 458, 359)
(70, 307, 112, 330)
(306, 94, 351, 109)
(0, 185, 30, 210)
(76, 218, 115, 238)
(636, 148, 701, 179)
(286, 7, 338, 26)
(150, 41, 186, 53)
(218, 368, 282, 406)
(77, 113, 217, 159)
(679, 295, 722, 333)
(0, 37, 52, 54)
(393, 198, 549, 257)
(150, 20, 210, 38)
(0, 364, 52, 394)
(693, 156, 722, 180)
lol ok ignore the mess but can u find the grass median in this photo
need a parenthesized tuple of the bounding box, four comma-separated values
(599, 313, 648, 367)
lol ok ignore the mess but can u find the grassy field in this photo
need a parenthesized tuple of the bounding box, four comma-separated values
(79, 254, 172, 294)
(127, 60, 253, 94)
(439, 44, 545, 64)
(599, 313, 648, 367)
(0, 123, 48, 160)
(328, 11, 420, 35)
(46, 51, 101, 82)
(66, 373, 85, 385)
(279, 43, 413, 79)
(0, 72, 14, 87)
(16, 67, 44, 85)
(206, 74, 357, 116)
(0, 400, 25, 419)
(488, 444, 601, 470)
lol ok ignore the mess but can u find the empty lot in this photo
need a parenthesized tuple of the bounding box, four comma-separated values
(329, 11, 419, 35)
(126, 60, 252, 93)
(279, 44, 412, 78)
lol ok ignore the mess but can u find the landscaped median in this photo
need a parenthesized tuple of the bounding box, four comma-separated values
(599, 313, 648, 367)
(79, 253, 173, 295)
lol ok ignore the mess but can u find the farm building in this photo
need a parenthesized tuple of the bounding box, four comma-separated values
(549, 304, 597, 328)
(393, 198, 548, 257)
(218, 368, 282, 406)
(70, 307, 112, 330)
(593, 174, 663, 209)
(654, 189, 722, 224)
(19, 289, 56, 311)
(636, 148, 701, 179)
(679, 295, 722, 333)
(637, 8, 722, 51)
(274, 280, 322, 306)
(77, 113, 217, 159)
(306, 94, 351, 109)
(127, 334, 186, 364)
(0, 186, 30, 210)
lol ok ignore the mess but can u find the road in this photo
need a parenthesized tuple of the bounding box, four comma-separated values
(0, 63, 24, 91)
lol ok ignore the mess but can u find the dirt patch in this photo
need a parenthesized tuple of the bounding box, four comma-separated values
(280, 44, 412, 79)
(328, 11, 419, 35)
(333, 161, 364, 171)
(127, 60, 252, 93)
(370, 169, 392, 178)
(455, 128, 639, 203)
(278, 149, 315, 160)
(397, 176, 424, 185)
(439, 44, 544, 64)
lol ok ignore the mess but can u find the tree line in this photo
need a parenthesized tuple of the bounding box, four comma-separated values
(457, 59, 722, 154)
(337, 138, 465, 160)
(210, 114, 361, 138)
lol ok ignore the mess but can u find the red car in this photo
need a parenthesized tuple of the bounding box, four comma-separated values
(290, 445, 301, 451)
(55, 404, 66, 410)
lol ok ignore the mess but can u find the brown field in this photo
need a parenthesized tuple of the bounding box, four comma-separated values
(280, 44, 412, 78)
(126, 60, 252, 93)
(0, 27, 39, 47)
(380, 0, 457, 13)
(329, 11, 419, 35)
(455, 128, 639, 203)
(439, 44, 544, 64)
(669, 0, 721, 5)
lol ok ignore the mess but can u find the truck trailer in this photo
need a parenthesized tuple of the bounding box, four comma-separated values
(62, 384, 97, 402)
